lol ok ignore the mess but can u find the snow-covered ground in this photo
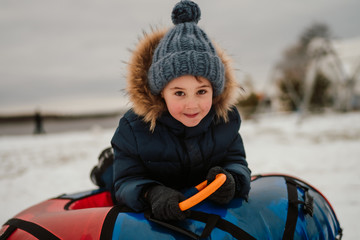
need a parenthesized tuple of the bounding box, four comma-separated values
(0, 111, 359, 239)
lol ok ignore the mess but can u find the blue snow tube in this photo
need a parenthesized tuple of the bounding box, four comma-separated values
(109, 174, 342, 239)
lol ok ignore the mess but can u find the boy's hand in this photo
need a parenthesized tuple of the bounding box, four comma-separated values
(146, 185, 187, 221)
(206, 166, 235, 204)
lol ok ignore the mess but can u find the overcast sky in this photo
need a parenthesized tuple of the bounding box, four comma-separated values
(1, 0, 360, 113)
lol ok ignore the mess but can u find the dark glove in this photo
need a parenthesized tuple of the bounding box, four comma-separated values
(146, 185, 187, 221)
(206, 166, 235, 204)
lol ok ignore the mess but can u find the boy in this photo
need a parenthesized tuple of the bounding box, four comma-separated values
(111, 0, 251, 221)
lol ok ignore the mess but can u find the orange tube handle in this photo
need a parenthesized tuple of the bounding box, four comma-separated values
(178, 173, 226, 211)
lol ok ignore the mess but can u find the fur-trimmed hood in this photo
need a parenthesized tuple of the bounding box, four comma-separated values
(126, 28, 240, 131)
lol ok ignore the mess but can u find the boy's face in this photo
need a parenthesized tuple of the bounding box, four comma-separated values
(162, 75, 213, 127)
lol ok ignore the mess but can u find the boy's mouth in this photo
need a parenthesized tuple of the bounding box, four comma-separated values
(184, 113, 199, 118)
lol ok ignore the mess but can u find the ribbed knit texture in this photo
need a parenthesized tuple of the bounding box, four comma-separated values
(148, 0, 225, 96)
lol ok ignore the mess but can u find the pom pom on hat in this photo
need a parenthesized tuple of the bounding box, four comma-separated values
(171, 0, 201, 25)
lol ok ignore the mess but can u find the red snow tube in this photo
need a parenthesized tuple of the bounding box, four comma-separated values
(0, 175, 226, 240)
(0, 190, 115, 240)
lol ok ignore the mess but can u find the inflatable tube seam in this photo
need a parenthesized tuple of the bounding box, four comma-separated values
(2, 218, 60, 240)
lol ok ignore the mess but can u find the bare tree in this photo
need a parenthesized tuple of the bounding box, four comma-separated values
(272, 22, 333, 112)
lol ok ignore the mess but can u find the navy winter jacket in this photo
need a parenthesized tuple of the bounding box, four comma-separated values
(111, 107, 251, 212)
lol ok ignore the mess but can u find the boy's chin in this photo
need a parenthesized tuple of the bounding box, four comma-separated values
(181, 119, 201, 128)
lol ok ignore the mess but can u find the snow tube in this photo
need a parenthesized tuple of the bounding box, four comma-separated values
(0, 174, 342, 240)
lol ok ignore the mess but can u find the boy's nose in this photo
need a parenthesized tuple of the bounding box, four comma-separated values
(185, 96, 198, 109)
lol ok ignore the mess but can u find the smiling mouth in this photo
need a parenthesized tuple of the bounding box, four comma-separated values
(184, 113, 199, 118)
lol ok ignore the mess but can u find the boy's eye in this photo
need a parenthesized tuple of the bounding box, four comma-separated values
(197, 89, 207, 95)
(175, 91, 185, 96)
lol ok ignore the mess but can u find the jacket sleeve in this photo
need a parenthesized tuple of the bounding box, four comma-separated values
(220, 108, 251, 198)
(111, 115, 160, 212)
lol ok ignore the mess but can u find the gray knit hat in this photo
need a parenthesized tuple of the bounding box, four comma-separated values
(148, 0, 225, 96)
